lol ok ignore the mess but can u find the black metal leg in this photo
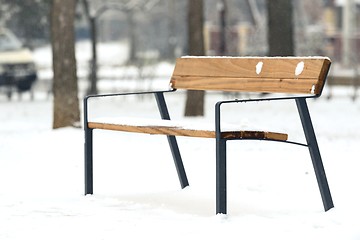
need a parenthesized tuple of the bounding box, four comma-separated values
(166, 135, 189, 188)
(216, 138, 227, 214)
(296, 98, 334, 211)
(154, 92, 189, 189)
(85, 128, 93, 195)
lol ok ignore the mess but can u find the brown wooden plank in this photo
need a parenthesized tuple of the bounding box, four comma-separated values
(318, 57, 332, 89)
(89, 122, 215, 138)
(172, 57, 329, 78)
(170, 57, 331, 95)
(88, 122, 288, 141)
(171, 76, 320, 94)
(221, 131, 288, 141)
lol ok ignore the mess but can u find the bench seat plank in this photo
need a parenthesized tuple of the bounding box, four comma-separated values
(88, 118, 288, 141)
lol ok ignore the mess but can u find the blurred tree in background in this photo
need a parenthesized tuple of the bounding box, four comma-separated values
(267, 0, 294, 56)
(184, 0, 205, 117)
(51, 0, 80, 129)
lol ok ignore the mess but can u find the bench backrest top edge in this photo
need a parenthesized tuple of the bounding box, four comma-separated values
(170, 56, 331, 95)
(180, 56, 331, 60)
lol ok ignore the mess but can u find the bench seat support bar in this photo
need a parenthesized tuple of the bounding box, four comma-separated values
(296, 98, 334, 211)
(215, 97, 334, 214)
(84, 90, 189, 195)
(154, 92, 189, 188)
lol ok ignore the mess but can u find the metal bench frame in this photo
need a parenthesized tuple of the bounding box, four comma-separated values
(84, 57, 334, 214)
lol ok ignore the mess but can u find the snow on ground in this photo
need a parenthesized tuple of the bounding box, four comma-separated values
(1, 41, 360, 239)
(1, 86, 360, 239)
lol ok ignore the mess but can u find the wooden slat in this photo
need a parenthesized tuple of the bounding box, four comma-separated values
(89, 122, 214, 138)
(221, 131, 288, 141)
(88, 122, 288, 141)
(171, 76, 320, 94)
(172, 57, 329, 79)
(170, 57, 331, 95)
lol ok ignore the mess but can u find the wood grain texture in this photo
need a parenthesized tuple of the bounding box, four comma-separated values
(171, 57, 331, 95)
(88, 122, 288, 141)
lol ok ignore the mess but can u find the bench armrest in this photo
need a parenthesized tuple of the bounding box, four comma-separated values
(218, 94, 316, 105)
(84, 89, 176, 101)
(84, 89, 176, 128)
(214, 95, 315, 137)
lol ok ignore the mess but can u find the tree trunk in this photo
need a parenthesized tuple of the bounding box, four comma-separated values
(267, 0, 294, 56)
(184, 0, 205, 117)
(81, 0, 98, 95)
(51, 0, 80, 129)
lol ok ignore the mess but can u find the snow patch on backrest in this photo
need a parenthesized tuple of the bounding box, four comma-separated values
(295, 61, 304, 76)
(256, 61, 263, 75)
(311, 84, 316, 94)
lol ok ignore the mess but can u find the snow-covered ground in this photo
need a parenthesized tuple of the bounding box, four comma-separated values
(1, 42, 360, 239)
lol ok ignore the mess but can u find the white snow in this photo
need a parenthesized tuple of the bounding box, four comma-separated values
(256, 61, 263, 75)
(1, 88, 360, 239)
(1, 42, 360, 239)
(295, 61, 305, 76)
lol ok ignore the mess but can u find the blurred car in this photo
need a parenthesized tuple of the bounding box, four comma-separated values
(0, 28, 37, 99)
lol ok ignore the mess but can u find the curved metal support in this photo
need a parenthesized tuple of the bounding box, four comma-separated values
(214, 96, 333, 215)
(84, 88, 176, 101)
(227, 138, 308, 147)
(219, 94, 318, 105)
(83, 88, 189, 196)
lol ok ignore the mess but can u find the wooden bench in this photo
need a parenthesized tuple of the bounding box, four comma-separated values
(84, 56, 334, 214)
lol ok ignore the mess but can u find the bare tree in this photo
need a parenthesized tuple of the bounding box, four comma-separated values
(267, 0, 294, 56)
(184, 0, 205, 117)
(51, 0, 80, 129)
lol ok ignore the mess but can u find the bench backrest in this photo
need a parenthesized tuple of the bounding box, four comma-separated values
(170, 57, 331, 96)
